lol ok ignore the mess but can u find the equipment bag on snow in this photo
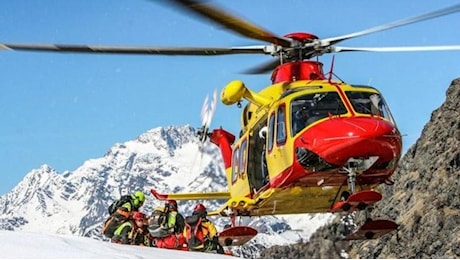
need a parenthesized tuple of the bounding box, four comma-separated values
(107, 195, 133, 215)
(184, 214, 208, 251)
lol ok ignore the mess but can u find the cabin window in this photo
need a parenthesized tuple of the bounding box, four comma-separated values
(291, 92, 347, 136)
(231, 146, 239, 183)
(276, 105, 287, 145)
(267, 113, 276, 152)
(345, 91, 394, 123)
(239, 139, 247, 177)
(242, 104, 249, 128)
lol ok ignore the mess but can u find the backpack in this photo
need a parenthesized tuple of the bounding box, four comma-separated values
(102, 214, 129, 238)
(148, 206, 169, 237)
(107, 195, 133, 215)
(175, 213, 185, 234)
(184, 214, 209, 251)
(102, 195, 133, 238)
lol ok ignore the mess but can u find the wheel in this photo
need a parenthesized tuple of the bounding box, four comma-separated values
(365, 231, 375, 239)
(357, 202, 367, 210)
(341, 191, 350, 201)
(341, 203, 351, 211)
(224, 238, 233, 246)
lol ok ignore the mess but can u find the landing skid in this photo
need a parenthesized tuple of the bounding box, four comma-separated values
(345, 219, 398, 240)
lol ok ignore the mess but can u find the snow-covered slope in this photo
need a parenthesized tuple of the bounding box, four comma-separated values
(0, 230, 235, 259)
(0, 125, 332, 257)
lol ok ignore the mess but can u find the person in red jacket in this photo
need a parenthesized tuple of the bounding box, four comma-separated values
(183, 203, 224, 254)
(131, 211, 152, 246)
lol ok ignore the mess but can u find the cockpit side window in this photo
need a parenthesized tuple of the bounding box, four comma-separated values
(276, 105, 287, 145)
(267, 112, 276, 152)
(231, 145, 239, 183)
(291, 92, 347, 136)
(239, 139, 247, 177)
(345, 91, 394, 122)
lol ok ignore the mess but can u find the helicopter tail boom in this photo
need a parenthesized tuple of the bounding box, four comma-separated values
(150, 188, 230, 201)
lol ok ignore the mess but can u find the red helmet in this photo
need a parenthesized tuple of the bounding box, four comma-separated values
(193, 203, 207, 217)
(194, 203, 206, 212)
(165, 200, 178, 211)
(132, 211, 146, 220)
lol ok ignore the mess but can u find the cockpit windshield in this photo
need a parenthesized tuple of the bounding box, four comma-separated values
(345, 91, 394, 123)
(291, 92, 347, 136)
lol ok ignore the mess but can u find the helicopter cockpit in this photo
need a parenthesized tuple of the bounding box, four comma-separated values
(291, 91, 347, 136)
(345, 89, 395, 123)
(290, 89, 395, 136)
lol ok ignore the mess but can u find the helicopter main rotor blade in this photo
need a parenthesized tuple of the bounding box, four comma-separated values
(318, 3, 460, 47)
(0, 43, 268, 55)
(331, 45, 460, 53)
(162, 0, 292, 47)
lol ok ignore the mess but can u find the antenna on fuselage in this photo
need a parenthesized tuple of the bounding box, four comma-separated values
(327, 55, 336, 83)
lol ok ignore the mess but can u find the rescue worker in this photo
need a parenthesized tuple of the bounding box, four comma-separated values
(151, 200, 187, 250)
(293, 106, 311, 135)
(102, 191, 146, 239)
(116, 191, 146, 219)
(111, 211, 150, 246)
(162, 200, 185, 234)
(184, 203, 224, 254)
(131, 211, 152, 246)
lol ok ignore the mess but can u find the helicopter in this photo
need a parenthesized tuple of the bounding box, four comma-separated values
(3, 0, 460, 246)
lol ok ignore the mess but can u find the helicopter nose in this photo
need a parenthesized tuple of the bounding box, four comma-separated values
(296, 117, 402, 167)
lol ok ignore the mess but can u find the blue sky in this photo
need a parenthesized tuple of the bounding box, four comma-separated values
(1, 0, 459, 195)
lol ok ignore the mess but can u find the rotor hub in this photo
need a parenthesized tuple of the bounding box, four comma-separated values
(271, 61, 325, 83)
(283, 32, 318, 44)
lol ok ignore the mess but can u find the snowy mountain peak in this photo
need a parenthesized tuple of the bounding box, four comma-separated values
(21, 164, 57, 185)
(0, 125, 225, 234)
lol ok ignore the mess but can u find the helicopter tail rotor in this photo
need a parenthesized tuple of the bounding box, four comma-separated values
(197, 89, 218, 144)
